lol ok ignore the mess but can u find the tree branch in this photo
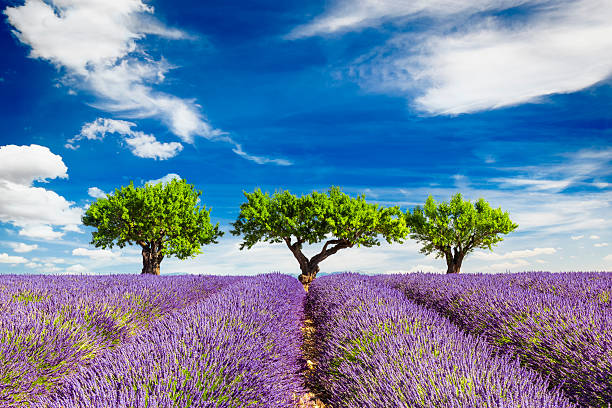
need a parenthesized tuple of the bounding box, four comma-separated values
(284, 236, 309, 270)
(310, 239, 351, 266)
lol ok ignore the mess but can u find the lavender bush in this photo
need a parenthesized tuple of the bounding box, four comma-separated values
(41, 273, 306, 408)
(308, 273, 576, 408)
(377, 272, 612, 408)
(0, 274, 240, 407)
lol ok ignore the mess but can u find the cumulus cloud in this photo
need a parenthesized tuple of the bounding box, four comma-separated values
(0, 144, 68, 184)
(571, 235, 584, 240)
(72, 247, 119, 260)
(0, 253, 28, 264)
(8, 242, 38, 253)
(295, 0, 612, 114)
(88, 187, 107, 199)
(5, 0, 289, 165)
(65, 264, 88, 273)
(0, 145, 82, 240)
(124, 133, 183, 160)
(18, 225, 65, 240)
(67, 118, 183, 160)
(147, 173, 181, 186)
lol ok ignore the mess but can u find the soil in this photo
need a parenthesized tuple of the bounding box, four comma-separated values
(295, 290, 327, 408)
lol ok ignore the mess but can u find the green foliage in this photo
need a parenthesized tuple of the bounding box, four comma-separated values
(230, 186, 409, 250)
(405, 193, 518, 259)
(82, 179, 222, 259)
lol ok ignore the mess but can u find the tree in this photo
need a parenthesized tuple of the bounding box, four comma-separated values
(82, 179, 223, 275)
(230, 186, 409, 289)
(405, 193, 518, 274)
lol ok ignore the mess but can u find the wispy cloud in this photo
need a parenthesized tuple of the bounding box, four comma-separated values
(5, 0, 289, 165)
(232, 144, 292, 166)
(473, 247, 556, 260)
(287, 0, 532, 39)
(293, 0, 612, 114)
(491, 147, 612, 193)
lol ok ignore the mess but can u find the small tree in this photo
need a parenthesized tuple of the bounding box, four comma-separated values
(82, 179, 223, 275)
(405, 193, 518, 274)
(230, 186, 409, 289)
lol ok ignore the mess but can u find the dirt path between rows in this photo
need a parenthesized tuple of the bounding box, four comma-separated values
(295, 292, 327, 408)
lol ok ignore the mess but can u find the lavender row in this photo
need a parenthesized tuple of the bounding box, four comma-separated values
(493, 271, 611, 308)
(0, 274, 240, 407)
(377, 273, 612, 408)
(308, 273, 575, 408)
(41, 273, 306, 408)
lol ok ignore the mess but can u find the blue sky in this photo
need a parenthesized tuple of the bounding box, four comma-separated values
(0, 0, 610, 276)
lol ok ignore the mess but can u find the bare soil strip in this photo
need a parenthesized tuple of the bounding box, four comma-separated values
(296, 305, 327, 408)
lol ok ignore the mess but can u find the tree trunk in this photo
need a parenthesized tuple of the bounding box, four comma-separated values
(446, 248, 464, 274)
(141, 242, 164, 275)
(298, 263, 320, 292)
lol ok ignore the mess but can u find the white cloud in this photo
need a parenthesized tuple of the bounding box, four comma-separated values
(0, 144, 67, 185)
(288, 0, 531, 38)
(124, 133, 183, 160)
(67, 118, 134, 148)
(147, 173, 181, 186)
(25, 262, 42, 268)
(232, 144, 293, 166)
(491, 178, 573, 192)
(18, 225, 65, 240)
(490, 259, 531, 270)
(40, 265, 62, 273)
(5, 0, 289, 165)
(8, 242, 38, 253)
(604, 254, 612, 262)
(301, 0, 612, 114)
(72, 247, 119, 260)
(571, 235, 584, 240)
(0, 145, 82, 240)
(88, 187, 107, 199)
(35, 257, 66, 264)
(473, 247, 556, 261)
(594, 243, 608, 247)
(410, 2, 612, 114)
(490, 148, 612, 193)
(590, 235, 601, 239)
(0, 253, 28, 264)
(65, 264, 88, 273)
(68, 118, 183, 160)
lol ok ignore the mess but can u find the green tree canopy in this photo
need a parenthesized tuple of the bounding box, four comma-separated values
(82, 179, 223, 275)
(405, 193, 518, 274)
(230, 186, 409, 288)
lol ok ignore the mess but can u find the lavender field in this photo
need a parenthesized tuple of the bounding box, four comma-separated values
(0, 272, 610, 408)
